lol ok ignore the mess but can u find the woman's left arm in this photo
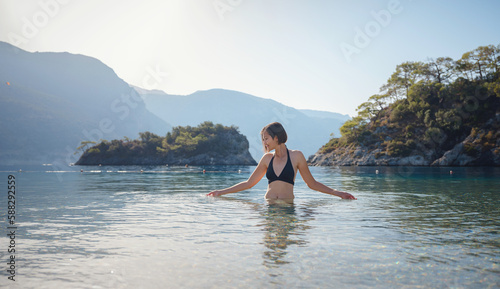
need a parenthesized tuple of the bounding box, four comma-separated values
(296, 151, 356, 200)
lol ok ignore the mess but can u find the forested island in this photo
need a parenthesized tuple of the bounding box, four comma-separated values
(75, 122, 257, 166)
(309, 44, 500, 166)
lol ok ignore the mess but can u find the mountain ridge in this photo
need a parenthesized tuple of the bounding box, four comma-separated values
(0, 41, 170, 166)
(136, 87, 349, 161)
(0, 41, 348, 166)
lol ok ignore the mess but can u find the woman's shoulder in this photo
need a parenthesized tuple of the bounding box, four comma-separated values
(288, 149, 306, 161)
(288, 148, 304, 156)
(260, 152, 274, 163)
(264, 152, 274, 158)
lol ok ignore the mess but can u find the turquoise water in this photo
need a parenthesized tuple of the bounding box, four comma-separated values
(0, 166, 499, 288)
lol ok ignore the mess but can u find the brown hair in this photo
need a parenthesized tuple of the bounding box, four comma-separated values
(261, 122, 287, 151)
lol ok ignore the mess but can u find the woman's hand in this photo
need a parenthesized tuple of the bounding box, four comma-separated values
(339, 191, 357, 200)
(206, 190, 222, 197)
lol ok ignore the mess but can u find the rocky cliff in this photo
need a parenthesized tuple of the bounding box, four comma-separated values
(309, 44, 500, 167)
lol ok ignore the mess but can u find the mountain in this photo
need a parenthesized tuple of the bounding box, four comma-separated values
(0, 42, 170, 167)
(298, 109, 350, 123)
(135, 87, 348, 161)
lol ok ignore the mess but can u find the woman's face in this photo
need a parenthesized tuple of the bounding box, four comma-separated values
(262, 130, 278, 152)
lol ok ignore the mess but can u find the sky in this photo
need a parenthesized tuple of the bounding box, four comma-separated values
(1, 0, 499, 117)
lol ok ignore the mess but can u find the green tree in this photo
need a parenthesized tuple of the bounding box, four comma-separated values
(339, 116, 366, 142)
(462, 48, 487, 81)
(356, 101, 377, 120)
(427, 57, 455, 84)
(476, 44, 500, 77)
(380, 61, 426, 101)
(139, 131, 160, 142)
(456, 54, 476, 81)
(75, 140, 96, 154)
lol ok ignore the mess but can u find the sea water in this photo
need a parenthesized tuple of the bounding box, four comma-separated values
(0, 165, 498, 288)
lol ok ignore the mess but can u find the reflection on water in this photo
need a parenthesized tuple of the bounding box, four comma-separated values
(218, 197, 315, 273)
(0, 166, 498, 288)
(259, 201, 312, 269)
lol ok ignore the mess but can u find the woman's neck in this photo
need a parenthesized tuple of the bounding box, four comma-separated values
(274, 144, 287, 158)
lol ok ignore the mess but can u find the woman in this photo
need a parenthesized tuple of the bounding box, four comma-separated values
(207, 122, 356, 200)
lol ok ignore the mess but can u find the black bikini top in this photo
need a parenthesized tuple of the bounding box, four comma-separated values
(266, 148, 295, 185)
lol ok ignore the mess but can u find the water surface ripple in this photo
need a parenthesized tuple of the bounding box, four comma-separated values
(0, 166, 498, 288)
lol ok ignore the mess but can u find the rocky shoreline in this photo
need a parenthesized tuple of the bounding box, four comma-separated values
(309, 115, 500, 166)
(76, 150, 256, 166)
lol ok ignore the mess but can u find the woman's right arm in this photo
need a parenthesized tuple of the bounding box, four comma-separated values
(206, 154, 269, 197)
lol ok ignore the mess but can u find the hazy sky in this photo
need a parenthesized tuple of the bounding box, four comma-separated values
(1, 0, 499, 116)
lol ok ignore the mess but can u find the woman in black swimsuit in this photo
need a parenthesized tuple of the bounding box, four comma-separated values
(207, 122, 356, 200)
